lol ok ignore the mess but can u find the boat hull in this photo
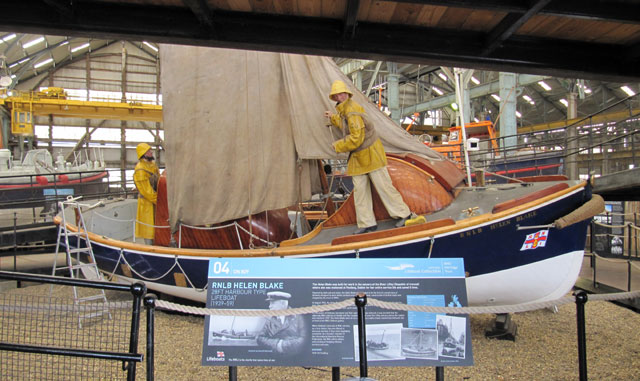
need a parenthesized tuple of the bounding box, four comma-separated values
(64, 185, 591, 306)
(484, 154, 563, 182)
(0, 171, 109, 209)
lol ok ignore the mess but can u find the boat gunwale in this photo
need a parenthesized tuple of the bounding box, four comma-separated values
(53, 181, 588, 258)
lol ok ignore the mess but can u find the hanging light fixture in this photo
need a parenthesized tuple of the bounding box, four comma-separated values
(0, 55, 12, 88)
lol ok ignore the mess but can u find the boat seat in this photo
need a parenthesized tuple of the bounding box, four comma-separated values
(491, 183, 569, 214)
(331, 218, 455, 246)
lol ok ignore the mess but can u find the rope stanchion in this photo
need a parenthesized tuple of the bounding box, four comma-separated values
(575, 291, 588, 381)
(355, 293, 368, 379)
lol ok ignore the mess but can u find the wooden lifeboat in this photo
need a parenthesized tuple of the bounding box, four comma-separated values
(153, 154, 465, 249)
(322, 155, 463, 228)
(154, 173, 295, 249)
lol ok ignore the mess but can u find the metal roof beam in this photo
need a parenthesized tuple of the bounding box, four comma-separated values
(18, 40, 114, 86)
(401, 74, 548, 117)
(181, 0, 216, 36)
(8, 37, 71, 88)
(339, 59, 375, 76)
(342, 0, 360, 40)
(390, 0, 640, 24)
(365, 61, 383, 97)
(481, 0, 552, 56)
(41, 0, 74, 19)
(1, 33, 25, 56)
(0, 1, 638, 82)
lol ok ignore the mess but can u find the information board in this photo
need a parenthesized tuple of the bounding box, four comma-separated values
(202, 257, 473, 367)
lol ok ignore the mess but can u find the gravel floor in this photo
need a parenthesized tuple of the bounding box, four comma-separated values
(2, 283, 639, 380)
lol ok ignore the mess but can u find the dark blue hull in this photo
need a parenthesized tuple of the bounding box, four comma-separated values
(68, 186, 590, 305)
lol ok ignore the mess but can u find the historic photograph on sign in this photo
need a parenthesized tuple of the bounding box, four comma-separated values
(254, 291, 308, 356)
(208, 316, 262, 346)
(401, 328, 438, 359)
(437, 315, 466, 359)
(353, 323, 404, 361)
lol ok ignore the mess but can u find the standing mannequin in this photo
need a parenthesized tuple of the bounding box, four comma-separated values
(325, 80, 413, 234)
(134, 143, 159, 244)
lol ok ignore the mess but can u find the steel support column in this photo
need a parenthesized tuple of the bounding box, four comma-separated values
(352, 70, 363, 92)
(566, 92, 579, 179)
(499, 72, 517, 149)
(387, 62, 400, 124)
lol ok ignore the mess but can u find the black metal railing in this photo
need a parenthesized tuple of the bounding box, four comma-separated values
(446, 96, 640, 182)
(0, 271, 155, 381)
(0, 167, 138, 212)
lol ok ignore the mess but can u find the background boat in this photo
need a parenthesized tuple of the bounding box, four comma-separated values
(427, 121, 564, 183)
(0, 148, 108, 210)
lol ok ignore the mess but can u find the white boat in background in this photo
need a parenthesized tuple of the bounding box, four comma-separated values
(0, 148, 108, 209)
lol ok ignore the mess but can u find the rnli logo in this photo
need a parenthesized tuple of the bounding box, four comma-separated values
(520, 229, 548, 251)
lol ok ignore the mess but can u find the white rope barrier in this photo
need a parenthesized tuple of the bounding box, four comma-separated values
(592, 252, 630, 264)
(156, 298, 354, 317)
(593, 233, 625, 238)
(593, 221, 631, 229)
(154, 290, 640, 317)
(589, 252, 640, 273)
(597, 211, 639, 217)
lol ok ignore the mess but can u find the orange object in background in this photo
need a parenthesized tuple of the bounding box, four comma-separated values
(405, 112, 421, 132)
(429, 121, 499, 167)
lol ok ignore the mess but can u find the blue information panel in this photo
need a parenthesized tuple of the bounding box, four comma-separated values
(202, 258, 472, 367)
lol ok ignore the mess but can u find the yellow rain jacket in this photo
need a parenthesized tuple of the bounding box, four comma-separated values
(330, 98, 387, 176)
(134, 159, 159, 240)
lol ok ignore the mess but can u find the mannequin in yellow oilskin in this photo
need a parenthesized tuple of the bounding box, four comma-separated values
(325, 80, 415, 235)
(134, 143, 159, 244)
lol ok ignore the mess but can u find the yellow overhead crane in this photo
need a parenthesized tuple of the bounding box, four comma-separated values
(0, 87, 163, 138)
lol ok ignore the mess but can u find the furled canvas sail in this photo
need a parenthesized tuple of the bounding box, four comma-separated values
(280, 54, 444, 160)
(160, 45, 444, 228)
